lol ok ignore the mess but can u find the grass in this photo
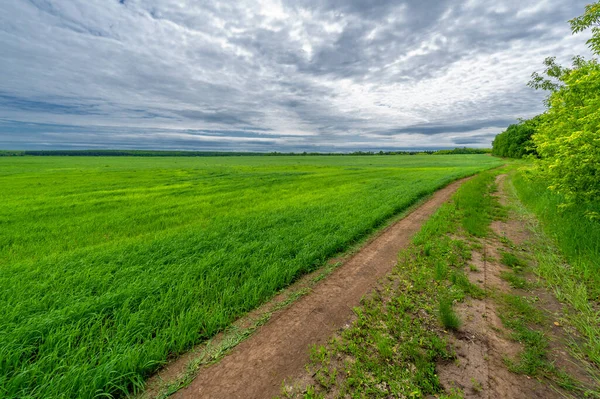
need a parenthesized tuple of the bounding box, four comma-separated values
(453, 170, 501, 237)
(512, 170, 600, 300)
(439, 387, 465, 399)
(498, 294, 583, 393)
(499, 250, 529, 289)
(499, 251, 527, 270)
(471, 377, 483, 392)
(279, 168, 505, 398)
(500, 271, 529, 289)
(439, 297, 461, 330)
(510, 170, 600, 368)
(0, 154, 502, 398)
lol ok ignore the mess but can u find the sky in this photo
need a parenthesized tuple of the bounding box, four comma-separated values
(0, 0, 594, 152)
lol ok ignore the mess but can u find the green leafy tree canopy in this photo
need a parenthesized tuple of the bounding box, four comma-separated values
(526, 1, 600, 208)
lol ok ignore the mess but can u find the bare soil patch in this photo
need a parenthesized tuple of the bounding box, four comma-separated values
(437, 244, 559, 399)
(437, 174, 597, 398)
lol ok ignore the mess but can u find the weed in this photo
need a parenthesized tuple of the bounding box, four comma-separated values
(500, 251, 527, 270)
(440, 386, 465, 399)
(435, 260, 449, 281)
(471, 377, 483, 392)
(504, 328, 548, 376)
(304, 385, 324, 399)
(502, 295, 544, 325)
(439, 296, 461, 330)
(450, 270, 485, 299)
(499, 235, 514, 247)
(424, 242, 434, 257)
(497, 293, 588, 393)
(470, 241, 483, 251)
(500, 271, 529, 289)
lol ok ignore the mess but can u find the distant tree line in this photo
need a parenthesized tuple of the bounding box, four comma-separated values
(0, 150, 25, 156)
(0, 148, 490, 157)
(492, 1, 600, 209)
(435, 147, 492, 155)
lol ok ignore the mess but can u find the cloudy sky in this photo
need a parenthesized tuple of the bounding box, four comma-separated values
(0, 0, 593, 151)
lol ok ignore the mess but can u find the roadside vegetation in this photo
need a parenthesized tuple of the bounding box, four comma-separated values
(0, 155, 500, 398)
(280, 4, 600, 395)
(510, 173, 600, 368)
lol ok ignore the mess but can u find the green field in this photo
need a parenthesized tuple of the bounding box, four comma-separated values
(0, 155, 501, 398)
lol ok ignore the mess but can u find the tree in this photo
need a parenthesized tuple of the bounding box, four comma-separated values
(531, 59, 600, 204)
(570, 1, 600, 55)
(491, 118, 538, 158)
(525, 2, 600, 206)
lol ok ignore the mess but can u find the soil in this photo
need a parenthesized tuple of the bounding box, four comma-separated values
(166, 178, 472, 399)
(436, 174, 597, 398)
(437, 242, 556, 398)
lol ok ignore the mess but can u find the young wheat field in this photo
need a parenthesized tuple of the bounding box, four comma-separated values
(0, 154, 501, 398)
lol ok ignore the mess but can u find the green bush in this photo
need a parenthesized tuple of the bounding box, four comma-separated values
(531, 58, 600, 205)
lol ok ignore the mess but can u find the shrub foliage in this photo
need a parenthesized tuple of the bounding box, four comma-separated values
(494, 1, 600, 206)
(532, 58, 600, 204)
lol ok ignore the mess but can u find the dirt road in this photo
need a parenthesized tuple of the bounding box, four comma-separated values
(174, 178, 470, 399)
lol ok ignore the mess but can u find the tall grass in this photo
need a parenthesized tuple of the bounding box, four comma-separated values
(511, 170, 600, 368)
(453, 171, 499, 237)
(0, 155, 502, 398)
(511, 171, 600, 300)
(439, 296, 461, 330)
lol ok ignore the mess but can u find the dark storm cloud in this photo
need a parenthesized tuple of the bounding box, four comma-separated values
(0, 0, 594, 151)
